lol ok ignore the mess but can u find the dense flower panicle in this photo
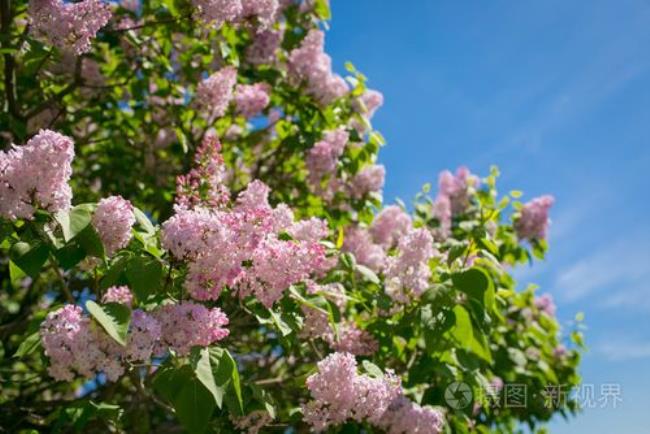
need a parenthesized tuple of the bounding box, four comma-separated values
(385, 228, 435, 302)
(155, 303, 229, 356)
(349, 164, 385, 198)
(165, 169, 333, 305)
(196, 66, 238, 118)
(28, 0, 112, 55)
(0, 129, 74, 220)
(92, 195, 136, 256)
(234, 83, 271, 118)
(246, 29, 283, 64)
(437, 166, 480, 215)
(535, 293, 557, 317)
(371, 205, 412, 248)
(126, 310, 161, 362)
(304, 352, 443, 433)
(380, 397, 444, 434)
(306, 128, 349, 185)
(342, 226, 386, 272)
(240, 0, 280, 28)
(193, 0, 242, 26)
(175, 135, 230, 209)
(432, 195, 452, 239)
(102, 285, 134, 306)
(331, 323, 379, 356)
(515, 195, 555, 240)
(40, 305, 125, 382)
(288, 29, 348, 105)
(357, 89, 384, 119)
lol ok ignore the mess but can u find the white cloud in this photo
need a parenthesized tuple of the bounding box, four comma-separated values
(595, 340, 650, 361)
(554, 232, 650, 303)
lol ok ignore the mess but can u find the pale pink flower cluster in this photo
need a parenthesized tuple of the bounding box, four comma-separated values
(28, 0, 112, 55)
(303, 352, 443, 433)
(349, 164, 385, 199)
(196, 66, 238, 118)
(514, 195, 554, 240)
(41, 304, 150, 382)
(342, 206, 411, 272)
(342, 226, 386, 272)
(154, 303, 230, 356)
(351, 89, 384, 133)
(306, 128, 349, 186)
(301, 285, 377, 356)
(193, 0, 279, 29)
(175, 135, 230, 209)
(288, 29, 348, 105)
(384, 228, 435, 302)
(41, 298, 228, 381)
(92, 195, 135, 256)
(162, 156, 333, 306)
(432, 166, 480, 238)
(102, 285, 134, 306)
(193, 0, 242, 27)
(235, 83, 271, 118)
(246, 29, 283, 65)
(240, 0, 280, 28)
(0, 129, 74, 220)
(534, 293, 556, 317)
(437, 166, 480, 215)
(371, 205, 412, 248)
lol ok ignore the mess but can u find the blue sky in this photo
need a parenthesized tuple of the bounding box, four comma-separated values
(326, 1, 650, 432)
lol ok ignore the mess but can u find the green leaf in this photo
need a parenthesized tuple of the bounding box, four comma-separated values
(450, 305, 492, 363)
(13, 331, 42, 358)
(356, 264, 380, 284)
(133, 208, 156, 235)
(209, 347, 244, 415)
(191, 347, 223, 408)
(55, 204, 94, 242)
(77, 225, 105, 258)
(9, 260, 26, 289)
(452, 267, 495, 312)
(362, 360, 384, 379)
(125, 255, 163, 301)
(10, 241, 50, 278)
(85, 300, 131, 346)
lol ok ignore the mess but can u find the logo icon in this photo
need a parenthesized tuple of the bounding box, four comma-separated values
(445, 381, 473, 409)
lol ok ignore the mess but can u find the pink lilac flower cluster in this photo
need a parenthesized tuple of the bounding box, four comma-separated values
(192, 0, 242, 27)
(534, 293, 557, 317)
(351, 89, 384, 133)
(306, 128, 349, 186)
(41, 305, 130, 382)
(288, 29, 348, 105)
(102, 285, 134, 306)
(245, 29, 283, 65)
(342, 206, 412, 272)
(301, 284, 377, 355)
(154, 303, 230, 356)
(384, 228, 435, 302)
(162, 145, 333, 306)
(40, 295, 228, 381)
(196, 66, 238, 118)
(92, 195, 136, 256)
(234, 83, 271, 118)
(175, 135, 230, 209)
(193, 0, 279, 29)
(349, 164, 385, 199)
(432, 166, 480, 238)
(303, 352, 444, 433)
(28, 0, 112, 55)
(514, 195, 554, 240)
(0, 129, 74, 220)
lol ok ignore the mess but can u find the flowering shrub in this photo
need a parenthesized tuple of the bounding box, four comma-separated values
(0, 1, 583, 433)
